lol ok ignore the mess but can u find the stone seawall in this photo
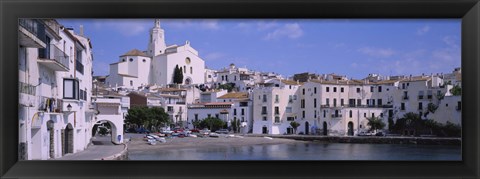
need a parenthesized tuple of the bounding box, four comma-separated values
(99, 144, 128, 160)
(247, 134, 461, 146)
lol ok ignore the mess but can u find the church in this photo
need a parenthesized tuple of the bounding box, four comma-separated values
(106, 19, 206, 89)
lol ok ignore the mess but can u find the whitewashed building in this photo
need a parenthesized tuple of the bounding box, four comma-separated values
(18, 19, 95, 160)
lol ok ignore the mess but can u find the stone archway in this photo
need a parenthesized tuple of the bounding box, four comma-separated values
(92, 119, 122, 144)
(63, 123, 74, 155)
(184, 77, 192, 85)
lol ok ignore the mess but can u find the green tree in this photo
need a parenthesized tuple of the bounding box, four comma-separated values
(290, 121, 300, 134)
(218, 83, 235, 92)
(427, 103, 438, 113)
(388, 117, 395, 132)
(450, 85, 461, 96)
(172, 65, 184, 84)
(366, 116, 386, 133)
(179, 67, 184, 84)
(125, 106, 170, 132)
(192, 119, 201, 129)
(199, 117, 226, 131)
(231, 118, 240, 133)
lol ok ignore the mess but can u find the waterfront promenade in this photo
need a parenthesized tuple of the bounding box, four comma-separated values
(53, 136, 127, 160)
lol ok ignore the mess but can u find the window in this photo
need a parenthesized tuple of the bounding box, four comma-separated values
(378, 86, 382, 92)
(401, 103, 405, 110)
(341, 87, 344, 93)
(129, 58, 133, 62)
(130, 80, 133, 86)
(372, 113, 375, 118)
(380, 113, 384, 118)
(194, 114, 198, 121)
(288, 95, 293, 103)
(364, 113, 367, 117)
(142, 59, 146, 62)
(234, 109, 237, 115)
(323, 110, 326, 118)
(185, 57, 191, 64)
(241, 108, 245, 115)
(302, 111, 305, 118)
(275, 117, 280, 123)
(234, 76, 237, 81)
(349, 110, 352, 118)
(167, 106, 174, 112)
(287, 117, 294, 121)
(63, 79, 79, 99)
(326, 87, 330, 92)
(341, 99, 344, 106)
(190, 67, 193, 74)
(184, 66, 186, 73)
(357, 88, 360, 93)
(262, 106, 267, 115)
(357, 99, 362, 106)
(275, 95, 279, 103)
(314, 87, 317, 94)
(122, 59, 126, 62)
(207, 114, 211, 118)
(314, 110, 317, 118)
(326, 98, 330, 106)
(370, 86, 374, 92)
(286, 107, 292, 113)
(263, 116, 267, 121)
(215, 114, 219, 119)
(314, 98, 317, 108)
(418, 102, 423, 110)
(303, 88, 305, 95)
(333, 87, 337, 92)
(263, 95, 267, 102)
(378, 99, 382, 106)
(333, 98, 337, 107)
(275, 107, 279, 115)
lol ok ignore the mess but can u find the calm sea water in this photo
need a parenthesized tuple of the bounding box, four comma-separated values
(128, 142, 461, 160)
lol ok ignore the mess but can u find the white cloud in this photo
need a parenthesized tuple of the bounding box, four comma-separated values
(416, 25, 430, 35)
(357, 47, 395, 58)
(442, 36, 460, 49)
(264, 23, 303, 40)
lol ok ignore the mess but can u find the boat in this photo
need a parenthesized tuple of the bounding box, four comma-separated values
(209, 132, 219, 138)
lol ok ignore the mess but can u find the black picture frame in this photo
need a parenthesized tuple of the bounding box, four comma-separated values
(1, 0, 479, 178)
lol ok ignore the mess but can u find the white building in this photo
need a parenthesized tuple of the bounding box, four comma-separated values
(106, 19, 206, 88)
(18, 19, 95, 160)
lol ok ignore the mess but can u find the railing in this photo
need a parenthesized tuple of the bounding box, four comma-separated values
(38, 45, 70, 70)
(331, 114, 342, 118)
(19, 19, 46, 43)
(76, 60, 84, 74)
(321, 104, 330, 108)
(19, 81, 36, 95)
(176, 101, 186, 105)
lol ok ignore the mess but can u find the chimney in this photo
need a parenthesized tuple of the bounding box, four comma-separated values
(79, 25, 84, 36)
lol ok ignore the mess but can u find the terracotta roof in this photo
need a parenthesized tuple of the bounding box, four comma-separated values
(310, 79, 363, 85)
(120, 49, 149, 57)
(158, 88, 187, 92)
(455, 73, 462, 81)
(281, 80, 303, 85)
(372, 79, 399, 85)
(400, 76, 430, 82)
(217, 92, 248, 99)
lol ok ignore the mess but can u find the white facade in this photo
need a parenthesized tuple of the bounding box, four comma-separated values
(18, 19, 95, 160)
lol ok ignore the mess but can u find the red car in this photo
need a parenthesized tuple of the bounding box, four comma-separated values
(173, 128, 184, 133)
(190, 128, 200, 133)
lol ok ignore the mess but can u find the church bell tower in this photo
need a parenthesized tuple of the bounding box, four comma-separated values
(147, 19, 167, 57)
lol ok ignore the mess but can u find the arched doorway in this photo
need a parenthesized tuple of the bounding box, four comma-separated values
(63, 123, 74, 155)
(46, 120, 55, 158)
(185, 78, 192, 85)
(92, 120, 120, 144)
(305, 121, 310, 135)
(323, 122, 328, 136)
(347, 122, 354, 136)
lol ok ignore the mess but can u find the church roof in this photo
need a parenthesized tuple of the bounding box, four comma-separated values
(120, 49, 149, 57)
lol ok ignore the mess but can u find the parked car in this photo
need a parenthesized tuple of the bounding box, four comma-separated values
(375, 132, 386, 136)
(215, 129, 229, 134)
(357, 131, 375, 136)
(136, 128, 150, 134)
(160, 130, 174, 135)
(173, 128, 185, 133)
(190, 128, 200, 133)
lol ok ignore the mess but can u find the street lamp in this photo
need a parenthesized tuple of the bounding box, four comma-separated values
(67, 103, 72, 111)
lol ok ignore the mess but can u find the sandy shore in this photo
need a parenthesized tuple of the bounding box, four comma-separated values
(127, 134, 303, 151)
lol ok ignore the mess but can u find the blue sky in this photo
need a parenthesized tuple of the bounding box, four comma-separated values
(58, 19, 461, 79)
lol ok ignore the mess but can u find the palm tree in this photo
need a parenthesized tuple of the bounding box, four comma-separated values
(366, 116, 386, 133)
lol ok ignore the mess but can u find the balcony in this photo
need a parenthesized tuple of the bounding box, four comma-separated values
(19, 81, 36, 96)
(176, 101, 186, 105)
(19, 19, 46, 48)
(76, 60, 84, 74)
(331, 114, 342, 118)
(418, 95, 424, 100)
(321, 104, 330, 108)
(402, 96, 409, 100)
(261, 111, 267, 115)
(38, 45, 69, 71)
(427, 95, 433, 99)
(38, 96, 63, 113)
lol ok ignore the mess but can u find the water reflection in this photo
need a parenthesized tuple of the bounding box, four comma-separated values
(128, 143, 461, 161)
